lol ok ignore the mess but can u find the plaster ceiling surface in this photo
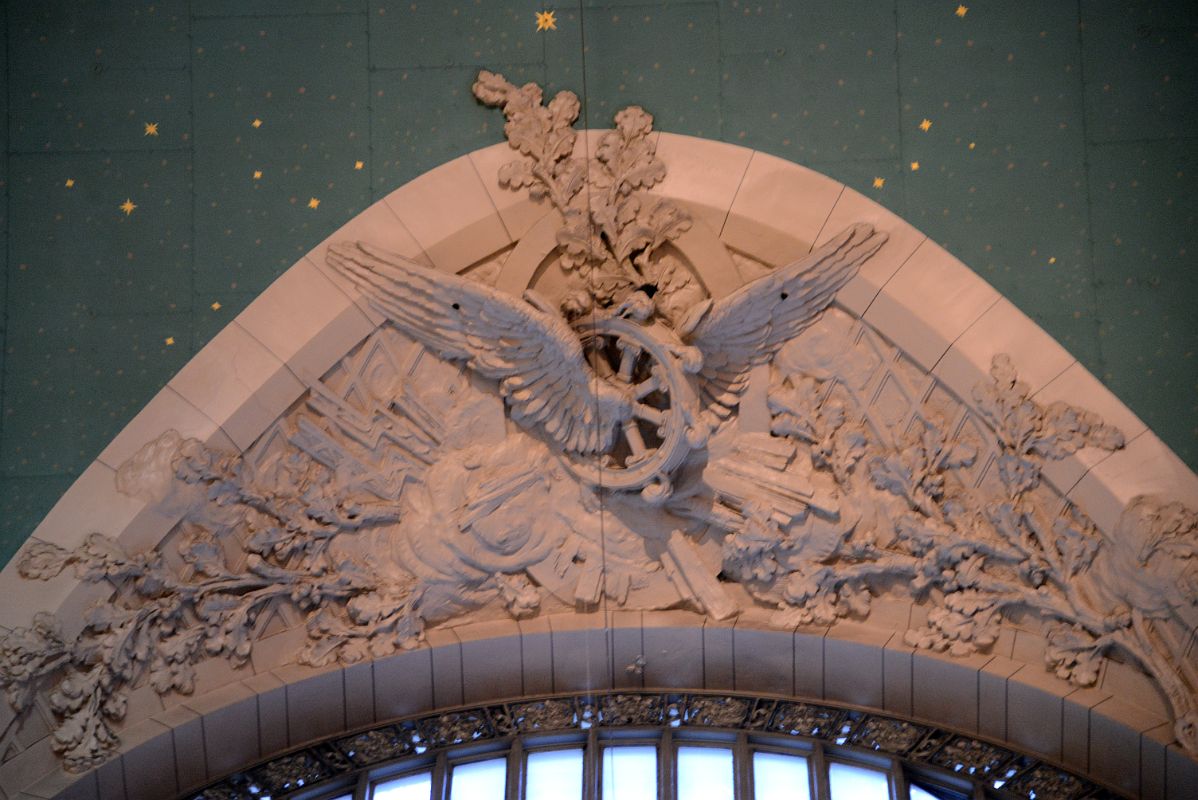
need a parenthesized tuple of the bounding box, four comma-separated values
(2, 1, 1197, 568)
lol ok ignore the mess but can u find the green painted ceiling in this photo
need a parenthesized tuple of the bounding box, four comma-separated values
(2, 1, 1195, 565)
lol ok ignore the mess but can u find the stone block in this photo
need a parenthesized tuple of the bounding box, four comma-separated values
(863, 239, 1000, 372)
(168, 323, 306, 451)
(468, 142, 553, 241)
(382, 156, 511, 273)
(454, 619, 524, 704)
(98, 387, 238, 471)
(1034, 361, 1148, 495)
(932, 298, 1076, 406)
(235, 258, 375, 384)
(641, 611, 704, 690)
(816, 187, 927, 317)
(722, 152, 843, 267)
(653, 134, 753, 234)
(518, 616, 554, 696)
(732, 625, 793, 696)
(426, 628, 464, 709)
(372, 647, 434, 722)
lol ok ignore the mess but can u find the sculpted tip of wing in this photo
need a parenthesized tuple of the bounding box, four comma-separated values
(325, 241, 616, 453)
(686, 222, 888, 416)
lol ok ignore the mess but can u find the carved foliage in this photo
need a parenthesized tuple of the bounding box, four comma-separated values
(472, 69, 694, 313)
(1, 75, 1196, 777)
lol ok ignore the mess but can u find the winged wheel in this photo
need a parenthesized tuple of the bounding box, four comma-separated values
(327, 222, 887, 500)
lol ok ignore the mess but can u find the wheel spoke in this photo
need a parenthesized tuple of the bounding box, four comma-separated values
(623, 420, 647, 456)
(633, 403, 665, 426)
(616, 343, 639, 383)
(633, 372, 663, 400)
(588, 343, 615, 379)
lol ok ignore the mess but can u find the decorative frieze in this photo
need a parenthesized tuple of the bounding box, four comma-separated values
(0, 71, 1194, 778)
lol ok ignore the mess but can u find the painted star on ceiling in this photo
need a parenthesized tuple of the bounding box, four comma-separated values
(119, 198, 137, 215)
(308, 197, 321, 209)
(535, 10, 557, 31)
(872, 177, 885, 189)
(919, 118, 932, 132)
(144, 122, 159, 136)
(956, 5, 968, 17)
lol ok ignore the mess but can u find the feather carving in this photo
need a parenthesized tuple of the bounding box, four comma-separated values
(326, 242, 630, 455)
(685, 222, 888, 417)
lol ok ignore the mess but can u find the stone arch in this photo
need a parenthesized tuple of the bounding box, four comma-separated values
(0, 131, 1195, 800)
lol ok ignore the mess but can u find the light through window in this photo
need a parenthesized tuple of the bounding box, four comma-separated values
(373, 771, 431, 800)
(676, 746, 734, 800)
(526, 748, 584, 800)
(752, 752, 811, 800)
(828, 762, 890, 800)
(602, 745, 658, 800)
(449, 757, 506, 799)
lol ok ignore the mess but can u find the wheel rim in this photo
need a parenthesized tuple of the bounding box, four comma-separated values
(564, 315, 700, 494)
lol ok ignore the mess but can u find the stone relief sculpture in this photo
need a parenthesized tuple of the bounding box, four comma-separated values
(1, 70, 1195, 774)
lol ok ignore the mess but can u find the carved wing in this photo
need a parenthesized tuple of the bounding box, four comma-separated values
(685, 223, 888, 417)
(327, 242, 621, 454)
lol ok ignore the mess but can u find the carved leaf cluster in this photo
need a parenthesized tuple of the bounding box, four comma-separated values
(473, 70, 694, 312)
(3, 78, 1198, 775)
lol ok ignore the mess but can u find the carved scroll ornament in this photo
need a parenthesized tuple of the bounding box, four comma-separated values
(1, 71, 1195, 774)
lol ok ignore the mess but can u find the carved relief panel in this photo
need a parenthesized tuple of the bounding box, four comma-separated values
(1, 71, 1195, 778)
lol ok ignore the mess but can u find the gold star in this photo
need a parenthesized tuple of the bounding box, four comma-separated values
(354, 160, 364, 170)
(119, 198, 137, 215)
(535, 10, 557, 31)
(956, 5, 968, 17)
(872, 177, 885, 189)
(910, 161, 920, 171)
(211, 301, 222, 311)
(251, 118, 263, 128)
(307, 197, 320, 209)
(164, 336, 175, 346)
(968, 142, 976, 150)
(919, 118, 932, 132)
(1048, 257, 1057, 264)
(64, 178, 75, 188)
(253, 170, 263, 179)
(143, 122, 159, 136)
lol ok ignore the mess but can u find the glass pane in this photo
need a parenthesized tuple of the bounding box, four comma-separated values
(909, 786, 940, 800)
(602, 745, 658, 800)
(828, 763, 890, 800)
(753, 752, 811, 800)
(677, 746, 734, 800)
(374, 771, 432, 800)
(450, 757, 507, 800)
(527, 748, 584, 800)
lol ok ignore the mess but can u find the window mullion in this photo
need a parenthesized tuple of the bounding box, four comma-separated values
(660, 728, 674, 800)
(352, 771, 369, 800)
(888, 755, 906, 800)
(432, 750, 450, 800)
(584, 727, 600, 800)
(734, 731, 751, 800)
(811, 741, 830, 800)
(507, 736, 524, 800)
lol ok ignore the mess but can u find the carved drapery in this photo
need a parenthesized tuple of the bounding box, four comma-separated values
(0, 72, 1194, 781)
